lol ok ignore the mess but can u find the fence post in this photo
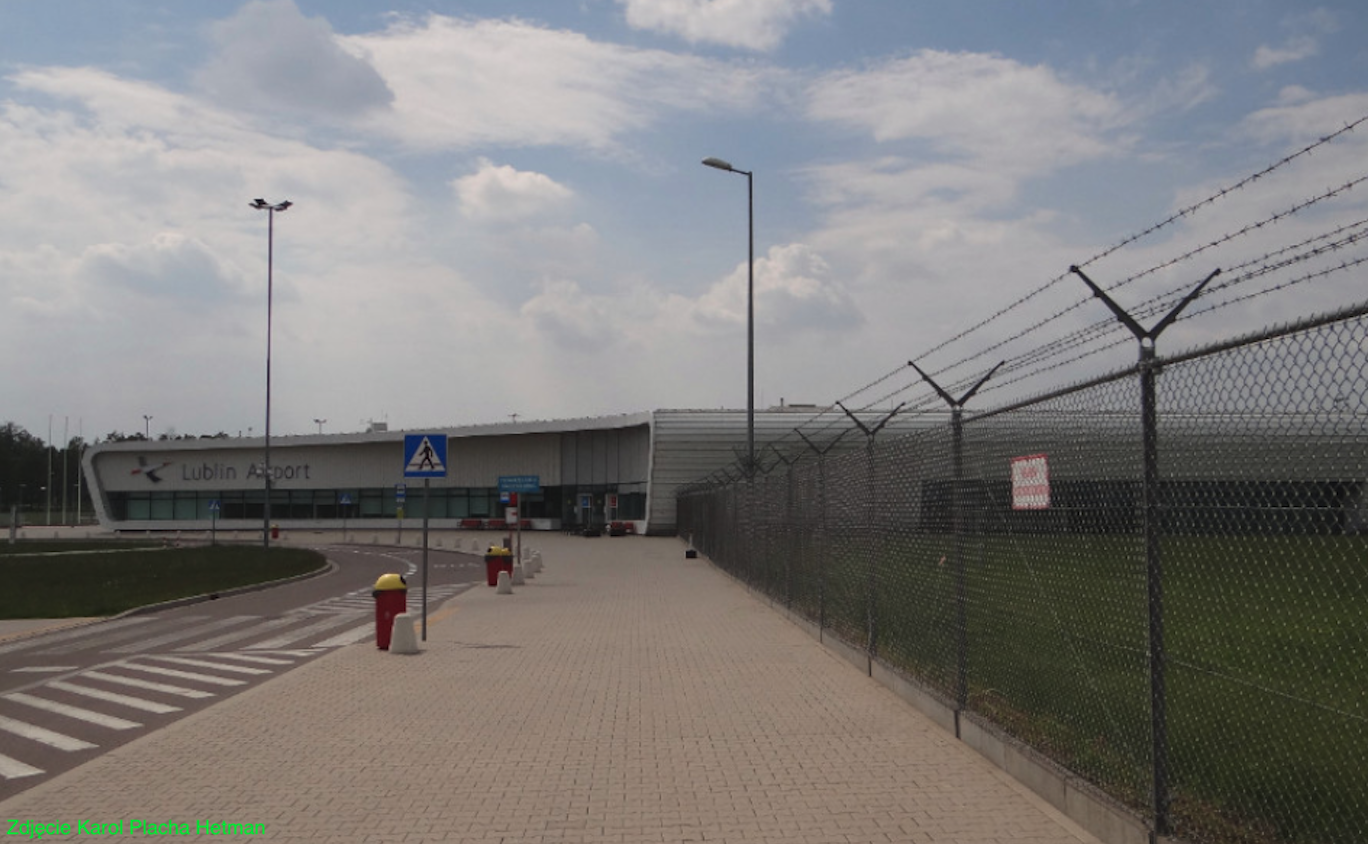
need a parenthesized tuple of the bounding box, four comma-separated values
(818, 452, 827, 632)
(952, 406, 966, 719)
(837, 403, 908, 661)
(799, 429, 850, 637)
(1140, 342, 1169, 837)
(1071, 264, 1217, 838)
(910, 361, 1002, 736)
(866, 435, 878, 656)
(785, 460, 795, 609)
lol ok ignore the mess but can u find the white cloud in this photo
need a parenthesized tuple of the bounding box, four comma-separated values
(1276, 85, 1317, 106)
(345, 15, 779, 151)
(77, 232, 242, 307)
(196, 0, 393, 118)
(520, 243, 857, 355)
(0, 65, 429, 437)
(807, 51, 1124, 175)
(1252, 35, 1320, 70)
(454, 160, 574, 222)
(617, 0, 832, 51)
(521, 278, 612, 347)
(691, 243, 862, 334)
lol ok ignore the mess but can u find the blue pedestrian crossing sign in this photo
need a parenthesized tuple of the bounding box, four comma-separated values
(403, 434, 448, 478)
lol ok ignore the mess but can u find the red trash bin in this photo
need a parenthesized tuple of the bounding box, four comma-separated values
(484, 547, 514, 586)
(372, 573, 408, 650)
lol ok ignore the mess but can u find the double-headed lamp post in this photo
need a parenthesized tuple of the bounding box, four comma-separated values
(251, 198, 292, 548)
(702, 156, 755, 476)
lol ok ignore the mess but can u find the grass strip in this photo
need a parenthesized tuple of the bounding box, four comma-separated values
(1, 544, 326, 618)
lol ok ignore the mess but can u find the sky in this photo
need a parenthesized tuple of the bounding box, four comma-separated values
(2, 0, 1366, 444)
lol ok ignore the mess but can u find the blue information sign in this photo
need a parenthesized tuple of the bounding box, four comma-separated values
(403, 434, 448, 478)
(498, 475, 541, 493)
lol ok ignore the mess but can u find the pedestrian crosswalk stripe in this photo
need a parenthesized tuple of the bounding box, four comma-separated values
(46, 681, 181, 714)
(0, 714, 97, 751)
(312, 624, 374, 648)
(175, 615, 303, 652)
(108, 616, 260, 654)
(116, 663, 245, 687)
(143, 655, 271, 675)
(246, 614, 366, 650)
(81, 670, 215, 699)
(0, 752, 44, 780)
(239, 649, 319, 658)
(0, 616, 155, 656)
(10, 666, 79, 673)
(3, 692, 142, 730)
(32, 617, 203, 655)
(209, 653, 295, 666)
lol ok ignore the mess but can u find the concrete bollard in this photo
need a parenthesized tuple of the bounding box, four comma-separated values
(496, 570, 513, 594)
(512, 563, 525, 585)
(389, 613, 419, 654)
(471, 539, 481, 552)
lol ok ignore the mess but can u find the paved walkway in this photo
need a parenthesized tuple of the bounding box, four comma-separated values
(0, 535, 1100, 844)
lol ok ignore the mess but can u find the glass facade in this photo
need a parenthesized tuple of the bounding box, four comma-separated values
(106, 485, 647, 523)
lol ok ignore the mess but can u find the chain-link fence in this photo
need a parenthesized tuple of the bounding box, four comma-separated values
(678, 309, 1368, 844)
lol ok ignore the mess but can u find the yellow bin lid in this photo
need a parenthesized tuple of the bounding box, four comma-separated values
(373, 573, 407, 591)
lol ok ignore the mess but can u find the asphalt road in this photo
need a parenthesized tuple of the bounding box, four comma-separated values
(0, 543, 485, 800)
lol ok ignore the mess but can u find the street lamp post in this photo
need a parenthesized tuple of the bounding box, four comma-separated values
(251, 198, 293, 548)
(142, 415, 153, 440)
(314, 418, 326, 435)
(702, 156, 755, 476)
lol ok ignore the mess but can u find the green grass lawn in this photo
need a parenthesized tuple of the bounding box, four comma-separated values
(1, 543, 327, 618)
(749, 529, 1368, 844)
(0, 539, 163, 556)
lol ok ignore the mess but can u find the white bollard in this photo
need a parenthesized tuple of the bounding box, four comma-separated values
(496, 570, 513, 594)
(512, 563, 526, 586)
(389, 614, 419, 654)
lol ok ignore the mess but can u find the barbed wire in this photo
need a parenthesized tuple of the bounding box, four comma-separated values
(920, 178, 1368, 388)
(978, 224, 1368, 383)
(900, 114, 1368, 373)
(694, 114, 1368, 486)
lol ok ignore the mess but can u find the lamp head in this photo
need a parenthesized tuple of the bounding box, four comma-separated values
(702, 157, 734, 172)
(251, 198, 293, 212)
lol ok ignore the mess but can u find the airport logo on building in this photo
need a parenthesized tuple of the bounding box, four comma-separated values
(131, 456, 175, 483)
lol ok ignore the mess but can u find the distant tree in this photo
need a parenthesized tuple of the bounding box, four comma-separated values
(0, 422, 81, 515)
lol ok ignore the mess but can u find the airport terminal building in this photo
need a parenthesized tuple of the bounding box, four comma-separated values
(81, 409, 871, 536)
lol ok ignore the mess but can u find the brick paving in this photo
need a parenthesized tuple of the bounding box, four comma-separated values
(0, 535, 1101, 843)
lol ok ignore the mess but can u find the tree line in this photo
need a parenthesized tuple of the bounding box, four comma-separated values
(1, 422, 231, 521)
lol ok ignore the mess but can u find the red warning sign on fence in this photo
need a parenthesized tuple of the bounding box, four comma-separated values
(1011, 454, 1050, 510)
